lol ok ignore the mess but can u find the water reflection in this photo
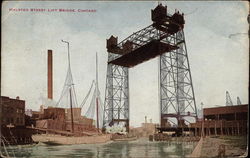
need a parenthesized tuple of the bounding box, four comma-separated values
(3, 138, 196, 158)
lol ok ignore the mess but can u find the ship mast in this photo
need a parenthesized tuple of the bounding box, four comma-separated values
(96, 52, 99, 132)
(62, 40, 74, 133)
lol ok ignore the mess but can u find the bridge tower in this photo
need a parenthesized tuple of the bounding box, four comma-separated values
(103, 36, 130, 131)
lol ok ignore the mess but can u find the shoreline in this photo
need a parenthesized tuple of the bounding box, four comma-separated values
(1, 137, 202, 158)
(189, 136, 247, 157)
(23, 134, 249, 157)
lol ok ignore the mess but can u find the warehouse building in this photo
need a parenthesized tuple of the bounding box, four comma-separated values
(0, 96, 25, 127)
(190, 104, 248, 136)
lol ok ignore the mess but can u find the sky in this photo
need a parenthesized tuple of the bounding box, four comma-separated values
(1, 1, 249, 127)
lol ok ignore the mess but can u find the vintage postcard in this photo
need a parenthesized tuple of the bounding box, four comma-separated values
(1, 1, 249, 158)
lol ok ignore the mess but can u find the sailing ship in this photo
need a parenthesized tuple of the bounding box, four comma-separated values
(34, 41, 106, 145)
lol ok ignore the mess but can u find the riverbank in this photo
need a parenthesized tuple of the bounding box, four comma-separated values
(190, 135, 247, 157)
(149, 133, 200, 142)
(1, 137, 196, 157)
(32, 134, 111, 145)
(1, 126, 36, 145)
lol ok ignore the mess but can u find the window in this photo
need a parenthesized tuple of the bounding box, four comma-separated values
(3, 107, 7, 113)
(2, 117, 5, 123)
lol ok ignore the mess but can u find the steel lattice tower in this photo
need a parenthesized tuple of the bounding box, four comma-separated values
(160, 30, 197, 127)
(103, 52, 129, 130)
(103, 4, 197, 130)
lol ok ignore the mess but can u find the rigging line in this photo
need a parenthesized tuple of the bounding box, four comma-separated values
(89, 95, 96, 119)
(85, 88, 96, 117)
(57, 85, 69, 107)
(56, 87, 67, 107)
(64, 92, 70, 108)
(67, 67, 78, 108)
(80, 80, 95, 108)
(56, 68, 71, 107)
(57, 70, 79, 108)
(71, 85, 78, 107)
(85, 98, 92, 116)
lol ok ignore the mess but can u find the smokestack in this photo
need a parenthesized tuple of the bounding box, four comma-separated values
(48, 50, 53, 99)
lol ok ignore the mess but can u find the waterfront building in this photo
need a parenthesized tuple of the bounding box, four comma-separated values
(0, 96, 25, 127)
(190, 104, 248, 136)
(35, 107, 96, 134)
(0, 96, 35, 145)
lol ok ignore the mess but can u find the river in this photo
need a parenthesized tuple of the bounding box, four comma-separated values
(2, 138, 196, 158)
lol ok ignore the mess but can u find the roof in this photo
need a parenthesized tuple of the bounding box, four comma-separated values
(204, 104, 248, 116)
(1, 96, 25, 102)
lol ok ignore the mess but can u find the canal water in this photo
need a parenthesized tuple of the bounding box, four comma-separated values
(2, 138, 196, 158)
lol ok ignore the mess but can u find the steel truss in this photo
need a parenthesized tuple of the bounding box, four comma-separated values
(160, 30, 197, 126)
(103, 53, 129, 129)
(104, 11, 197, 130)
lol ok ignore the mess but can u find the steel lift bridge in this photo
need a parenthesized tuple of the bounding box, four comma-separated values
(103, 4, 198, 132)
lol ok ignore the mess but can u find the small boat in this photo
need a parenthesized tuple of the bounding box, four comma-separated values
(42, 141, 62, 146)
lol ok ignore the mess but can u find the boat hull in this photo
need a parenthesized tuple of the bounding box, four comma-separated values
(32, 134, 111, 145)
